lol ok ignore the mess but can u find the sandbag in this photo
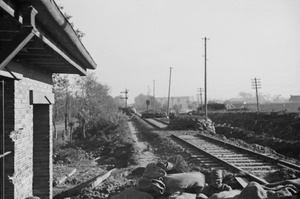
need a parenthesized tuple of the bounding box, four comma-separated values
(143, 162, 167, 179)
(235, 181, 298, 199)
(169, 192, 197, 199)
(167, 155, 189, 173)
(208, 190, 241, 199)
(155, 192, 197, 199)
(163, 172, 206, 195)
(110, 187, 154, 199)
(137, 177, 166, 195)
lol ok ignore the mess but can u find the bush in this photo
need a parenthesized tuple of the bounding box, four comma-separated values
(53, 111, 137, 170)
(53, 137, 68, 154)
(56, 112, 133, 159)
(54, 147, 92, 164)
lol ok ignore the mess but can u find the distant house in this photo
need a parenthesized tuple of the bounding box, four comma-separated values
(0, 1, 96, 199)
(156, 96, 195, 112)
(225, 98, 246, 109)
(289, 95, 300, 102)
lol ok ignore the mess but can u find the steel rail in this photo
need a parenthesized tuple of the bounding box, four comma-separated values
(141, 117, 300, 185)
(197, 133, 300, 171)
(145, 116, 300, 173)
(171, 134, 268, 184)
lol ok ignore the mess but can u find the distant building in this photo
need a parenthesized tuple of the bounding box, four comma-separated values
(224, 98, 246, 109)
(289, 95, 300, 102)
(156, 96, 195, 112)
(243, 95, 300, 112)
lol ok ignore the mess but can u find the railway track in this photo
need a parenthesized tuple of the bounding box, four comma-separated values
(140, 116, 300, 185)
(142, 118, 168, 128)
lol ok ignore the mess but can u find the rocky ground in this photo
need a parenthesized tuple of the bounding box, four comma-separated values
(53, 113, 300, 199)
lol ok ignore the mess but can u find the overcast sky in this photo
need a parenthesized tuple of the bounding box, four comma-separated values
(56, 0, 300, 103)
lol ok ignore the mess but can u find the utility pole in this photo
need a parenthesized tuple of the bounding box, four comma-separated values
(120, 88, 129, 108)
(153, 80, 156, 111)
(147, 85, 151, 110)
(197, 89, 200, 106)
(251, 78, 261, 112)
(203, 37, 209, 120)
(198, 88, 203, 110)
(167, 67, 172, 116)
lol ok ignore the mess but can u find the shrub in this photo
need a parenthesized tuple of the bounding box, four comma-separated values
(54, 147, 92, 164)
(61, 112, 133, 158)
(53, 137, 68, 154)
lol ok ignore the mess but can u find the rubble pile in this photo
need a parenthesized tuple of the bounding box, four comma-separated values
(208, 112, 300, 141)
(168, 116, 216, 133)
(208, 112, 300, 159)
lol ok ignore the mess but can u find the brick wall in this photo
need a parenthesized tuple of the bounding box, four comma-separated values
(2, 79, 15, 199)
(2, 61, 53, 199)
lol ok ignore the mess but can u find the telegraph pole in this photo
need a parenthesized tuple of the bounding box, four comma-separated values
(198, 88, 203, 110)
(197, 89, 200, 106)
(120, 88, 129, 108)
(251, 78, 261, 112)
(167, 67, 172, 116)
(153, 80, 156, 111)
(203, 37, 209, 119)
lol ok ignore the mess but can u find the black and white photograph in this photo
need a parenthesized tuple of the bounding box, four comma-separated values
(1, 0, 300, 198)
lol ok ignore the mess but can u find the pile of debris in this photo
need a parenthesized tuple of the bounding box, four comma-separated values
(168, 116, 216, 133)
(110, 155, 300, 199)
(208, 112, 300, 141)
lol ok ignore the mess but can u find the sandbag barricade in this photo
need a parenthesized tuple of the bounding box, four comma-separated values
(208, 180, 299, 199)
(110, 187, 154, 199)
(137, 172, 206, 198)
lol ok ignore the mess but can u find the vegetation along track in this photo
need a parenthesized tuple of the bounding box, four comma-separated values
(142, 117, 300, 185)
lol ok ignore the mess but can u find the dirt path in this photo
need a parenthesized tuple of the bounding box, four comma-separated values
(128, 121, 157, 167)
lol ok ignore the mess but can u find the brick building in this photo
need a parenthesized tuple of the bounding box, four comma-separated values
(0, 1, 96, 199)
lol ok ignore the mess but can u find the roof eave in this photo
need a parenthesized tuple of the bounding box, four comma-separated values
(25, 0, 97, 70)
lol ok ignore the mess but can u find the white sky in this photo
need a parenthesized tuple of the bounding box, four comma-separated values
(56, 0, 300, 103)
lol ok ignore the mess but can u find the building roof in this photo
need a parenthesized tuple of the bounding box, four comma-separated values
(0, 0, 96, 76)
